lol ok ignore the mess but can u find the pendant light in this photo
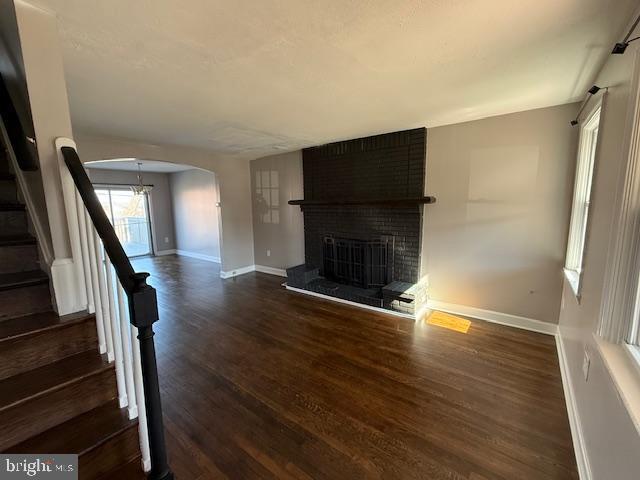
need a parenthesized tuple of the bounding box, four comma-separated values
(131, 161, 153, 195)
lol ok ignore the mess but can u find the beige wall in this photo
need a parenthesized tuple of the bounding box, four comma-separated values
(423, 103, 579, 324)
(249, 107, 578, 324)
(250, 150, 304, 270)
(75, 133, 254, 272)
(2, 1, 76, 261)
(86, 168, 177, 252)
(170, 169, 221, 260)
(557, 40, 640, 478)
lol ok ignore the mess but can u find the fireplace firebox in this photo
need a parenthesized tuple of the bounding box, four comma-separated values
(322, 235, 393, 289)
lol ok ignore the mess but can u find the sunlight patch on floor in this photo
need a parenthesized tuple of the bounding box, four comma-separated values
(427, 311, 471, 333)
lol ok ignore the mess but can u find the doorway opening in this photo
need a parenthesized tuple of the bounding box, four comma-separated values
(95, 186, 154, 257)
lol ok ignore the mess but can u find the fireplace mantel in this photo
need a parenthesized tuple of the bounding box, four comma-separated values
(288, 196, 436, 207)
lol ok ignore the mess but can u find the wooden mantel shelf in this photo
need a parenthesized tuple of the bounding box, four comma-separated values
(288, 196, 436, 207)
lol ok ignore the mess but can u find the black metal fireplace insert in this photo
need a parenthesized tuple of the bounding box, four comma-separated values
(322, 235, 393, 289)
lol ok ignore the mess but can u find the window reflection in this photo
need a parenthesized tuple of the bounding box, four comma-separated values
(255, 170, 280, 224)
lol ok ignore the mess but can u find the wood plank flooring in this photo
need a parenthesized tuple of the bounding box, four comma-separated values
(132, 255, 577, 480)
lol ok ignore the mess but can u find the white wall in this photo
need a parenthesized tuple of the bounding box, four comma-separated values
(557, 35, 640, 480)
(74, 132, 254, 273)
(423, 103, 579, 324)
(170, 169, 221, 261)
(86, 168, 177, 252)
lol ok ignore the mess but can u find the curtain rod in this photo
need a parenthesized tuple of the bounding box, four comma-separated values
(570, 85, 603, 126)
(612, 11, 640, 54)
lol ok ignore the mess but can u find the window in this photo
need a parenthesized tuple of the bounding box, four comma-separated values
(564, 105, 601, 298)
(95, 186, 153, 257)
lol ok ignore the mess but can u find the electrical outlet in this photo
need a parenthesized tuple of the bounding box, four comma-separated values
(267, 249, 271, 257)
(164, 237, 169, 244)
(582, 348, 590, 381)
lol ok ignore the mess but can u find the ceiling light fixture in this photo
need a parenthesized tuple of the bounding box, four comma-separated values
(570, 85, 602, 126)
(612, 13, 640, 54)
(131, 161, 153, 195)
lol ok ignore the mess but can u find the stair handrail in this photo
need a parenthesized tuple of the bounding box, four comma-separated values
(60, 145, 174, 480)
(0, 72, 39, 171)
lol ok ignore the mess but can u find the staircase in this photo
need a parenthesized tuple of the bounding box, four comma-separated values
(0, 145, 145, 478)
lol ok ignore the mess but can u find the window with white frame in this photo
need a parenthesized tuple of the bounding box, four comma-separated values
(564, 105, 601, 297)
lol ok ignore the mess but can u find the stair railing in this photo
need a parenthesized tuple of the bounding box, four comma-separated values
(55, 138, 174, 480)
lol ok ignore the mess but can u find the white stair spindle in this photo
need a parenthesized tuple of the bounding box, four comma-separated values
(75, 193, 95, 313)
(93, 231, 115, 362)
(104, 256, 128, 408)
(117, 283, 138, 419)
(85, 211, 107, 354)
(131, 325, 152, 472)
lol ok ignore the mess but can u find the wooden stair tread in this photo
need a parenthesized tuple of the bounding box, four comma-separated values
(6, 399, 137, 455)
(97, 456, 145, 480)
(0, 270, 48, 291)
(0, 350, 112, 411)
(0, 234, 36, 247)
(0, 203, 25, 211)
(0, 311, 94, 342)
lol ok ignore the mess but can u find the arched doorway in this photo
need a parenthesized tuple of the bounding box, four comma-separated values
(84, 158, 223, 266)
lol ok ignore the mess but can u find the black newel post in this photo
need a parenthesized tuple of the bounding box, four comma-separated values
(129, 272, 174, 480)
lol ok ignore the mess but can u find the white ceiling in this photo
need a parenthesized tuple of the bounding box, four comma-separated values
(86, 159, 193, 173)
(35, 0, 638, 160)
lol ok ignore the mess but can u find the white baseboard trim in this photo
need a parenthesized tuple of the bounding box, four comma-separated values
(285, 284, 415, 320)
(426, 299, 558, 335)
(556, 332, 592, 480)
(175, 249, 220, 263)
(220, 264, 256, 279)
(255, 265, 287, 277)
(155, 249, 176, 256)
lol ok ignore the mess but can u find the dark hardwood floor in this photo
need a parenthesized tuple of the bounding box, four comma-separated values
(132, 255, 577, 480)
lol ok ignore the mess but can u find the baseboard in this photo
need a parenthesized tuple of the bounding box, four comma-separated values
(556, 332, 592, 480)
(285, 284, 415, 320)
(426, 299, 558, 335)
(255, 265, 287, 277)
(175, 249, 221, 263)
(220, 264, 255, 279)
(155, 249, 176, 256)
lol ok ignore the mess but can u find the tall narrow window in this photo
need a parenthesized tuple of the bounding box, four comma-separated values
(565, 105, 601, 297)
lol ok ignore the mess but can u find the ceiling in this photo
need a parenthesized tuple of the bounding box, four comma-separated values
(86, 159, 194, 173)
(34, 0, 638, 160)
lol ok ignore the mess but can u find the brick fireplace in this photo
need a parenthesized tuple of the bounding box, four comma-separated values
(287, 128, 434, 316)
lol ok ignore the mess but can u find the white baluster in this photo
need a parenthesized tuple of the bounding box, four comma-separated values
(104, 256, 128, 408)
(85, 211, 107, 354)
(93, 232, 115, 362)
(131, 325, 152, 472)
(117, 284, 138, 419)
(75, 193, 95, 313)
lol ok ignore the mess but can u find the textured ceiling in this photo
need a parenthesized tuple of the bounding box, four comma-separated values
(33, 0, 639, 159)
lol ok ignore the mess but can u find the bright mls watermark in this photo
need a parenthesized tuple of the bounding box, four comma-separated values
(0, 455, 77, 479)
